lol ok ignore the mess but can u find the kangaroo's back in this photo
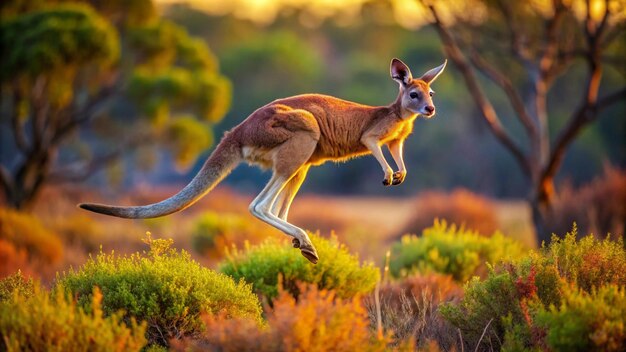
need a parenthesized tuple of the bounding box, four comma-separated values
(269, 94, 396, 163)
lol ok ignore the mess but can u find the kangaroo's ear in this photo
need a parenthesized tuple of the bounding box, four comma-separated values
(420, 60, 447, 84)
(390, 58, 413, 86)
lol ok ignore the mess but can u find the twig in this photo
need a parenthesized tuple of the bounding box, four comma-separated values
(474, 318, 494, 352)
(374, 280, 383, 339)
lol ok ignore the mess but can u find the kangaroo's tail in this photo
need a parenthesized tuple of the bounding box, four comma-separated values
(79, 133, 242, 219)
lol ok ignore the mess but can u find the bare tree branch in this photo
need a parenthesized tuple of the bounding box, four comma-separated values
(51, 83, 118, 145)
(11, 89, 30, 153)
(539, 0, 567, 82)
(496, 0, 535, 71)
(542, 86, 626, 183)
(49, 134, 153, 184)
(0, 165, 13, 197)
(426, 3, 531, 176)
(467, 50, 538, 141)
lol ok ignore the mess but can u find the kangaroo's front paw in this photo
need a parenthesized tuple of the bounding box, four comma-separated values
(392, 171, 406, 185)
(382, 170, 393, 186)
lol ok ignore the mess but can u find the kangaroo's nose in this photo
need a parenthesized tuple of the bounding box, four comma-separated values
(424, 106, 435, 113)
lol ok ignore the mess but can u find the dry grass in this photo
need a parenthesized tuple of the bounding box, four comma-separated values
(365, 273, 464, 350)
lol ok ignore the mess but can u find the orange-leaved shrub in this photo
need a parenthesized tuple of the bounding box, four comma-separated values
(0, 285, 147, 351)
(219, 233, 379, 302)
(0, 208, 63, 276)
(45, 213, 105, 252)
(548, 165, 626, 240)
(365, 273, 463, 350)
(440, 225, 626, 351)
(174, 284, 395, 352)
(0, 239, 32, 278)
(401, 189, 499, 237)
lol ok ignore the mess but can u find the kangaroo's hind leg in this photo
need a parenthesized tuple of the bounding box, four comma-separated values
(248, 131, 319, 263)
(271, 165, 310, 221)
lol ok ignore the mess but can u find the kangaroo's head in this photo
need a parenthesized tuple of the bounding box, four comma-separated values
(390, 58, 447, 119)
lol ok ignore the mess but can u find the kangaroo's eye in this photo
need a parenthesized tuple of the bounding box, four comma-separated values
(409, 92, 418, 99)
(429, 91, 435, 97)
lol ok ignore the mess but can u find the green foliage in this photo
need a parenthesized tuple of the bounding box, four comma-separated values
(0, 208, 63, 265)
(166, 116, 213, 169)
(536, 285, 626, 352)
(128, 20, 232, 124)
(0, 271, 35, 302)
(1, 3, 119, 80)
(390, 220, 526, 282)
(57, 236, 262, 346)
(440, 268, 523, 349)
(0, 285, 147, 352)
(219, 234, 379, 301)
(191, 212, 247, 254)
(128, 20, 217, 71)
(441, 226, 626, 351)
(538, 225, 626, 292)
(1, 2, 233, 210)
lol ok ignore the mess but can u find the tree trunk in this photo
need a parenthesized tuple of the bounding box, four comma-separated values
(531, 174, 556, 246)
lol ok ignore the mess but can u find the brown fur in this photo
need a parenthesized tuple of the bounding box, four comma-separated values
(79, 58, 447, 264)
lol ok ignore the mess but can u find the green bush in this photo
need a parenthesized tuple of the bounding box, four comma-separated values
(57, 236, 262, 347)
(538, 225, 626, 292)
(219, 233, 379, 302)
(191, 212, 247, 254)
(441, 226, 626, 351)
(390, 220, 526, 282)
(0, 270, 35, 302)
(0, 286, 146, 352)
(536, 284, 626, 352)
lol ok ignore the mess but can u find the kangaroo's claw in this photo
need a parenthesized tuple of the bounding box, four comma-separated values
(392, 171, 406, 185)
(300, 245, 319, 264)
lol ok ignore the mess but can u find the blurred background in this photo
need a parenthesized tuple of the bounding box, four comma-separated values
(1, 0, 625, 281)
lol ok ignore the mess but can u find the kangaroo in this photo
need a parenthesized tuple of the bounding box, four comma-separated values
(79, 58, 446, 264)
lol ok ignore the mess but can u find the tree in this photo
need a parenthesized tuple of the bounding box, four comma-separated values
(418, 0, 626, 243)
(0, 0, 231, 209)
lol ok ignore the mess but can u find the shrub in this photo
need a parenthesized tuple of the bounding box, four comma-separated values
(0, 270, 35, 302)
(390, 220, 526, 282)
(57, 236, 262, 347)
(441, 226, 626, 351)
(0, 239, 32, 277)
(401, 189, 500, 237)
(190, 211, 274, 260)
(46, 213, 105, 252)
(538, 225, 626, 292)
(536, 284, 626, 352)
(175, 284, 393, 352)
(365, 273, 463, 350)
(0, 286, 146, 352)
(548, 165, 626, 238)
(219, 233, 379, 302)
(0, 208, 63, 265)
